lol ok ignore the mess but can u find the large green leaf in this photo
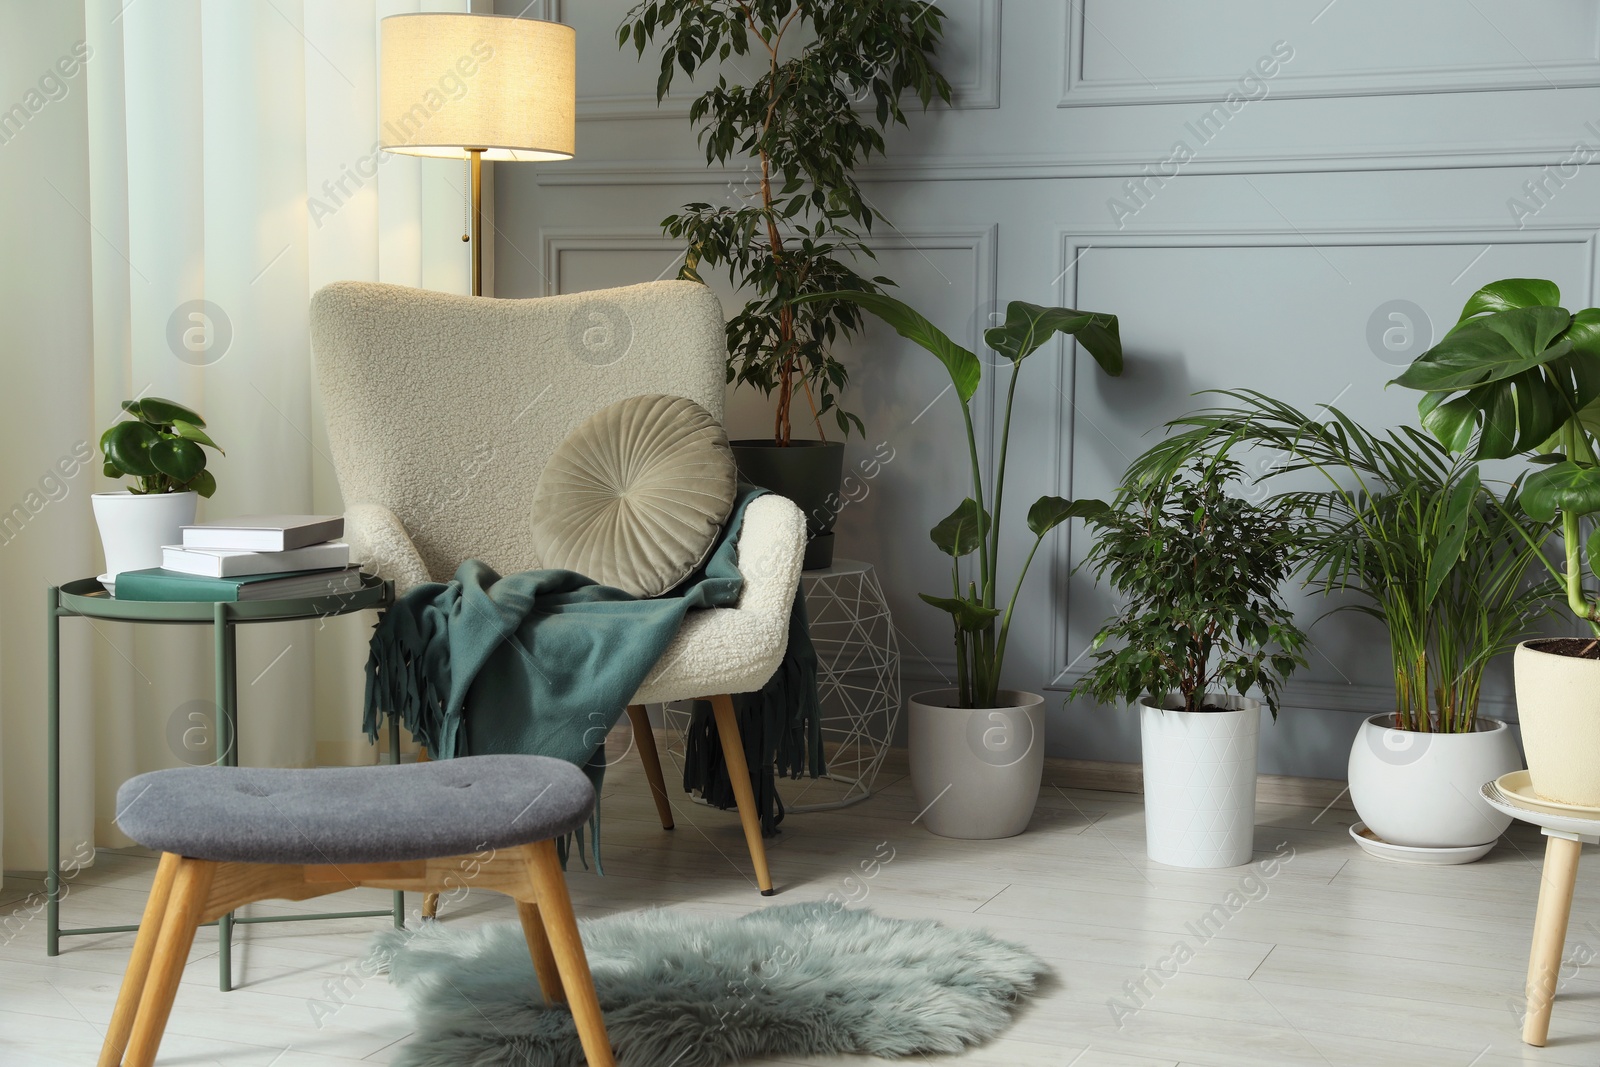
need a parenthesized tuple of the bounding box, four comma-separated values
(148, 437, 206, 483)
(169, 419, 222, 452)
(1393, 307, 1572, 393)
(791, 290, 982, 403)
(917, 592, 1001, 632)
(190, 468, 217, 499)
(1415, 350, 1600, 460)
(983, 301, 1124, 375)
(929, 498, 988, 557)
(1459, 278, 1561, 322)
(102, 420, 161, 477)
(127, 396, 205, 428)
(1523, 461, 1600, 521)
(1025, 495, 1110, 537)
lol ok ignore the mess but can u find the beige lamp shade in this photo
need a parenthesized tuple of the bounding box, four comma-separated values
(379, 13, 575, 162)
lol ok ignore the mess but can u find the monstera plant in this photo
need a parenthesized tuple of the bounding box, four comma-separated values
(795, 289, 1121, 840)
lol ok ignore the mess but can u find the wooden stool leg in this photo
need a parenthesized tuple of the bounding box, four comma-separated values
(516, 900, 567, 1004)
(97, 853, 181, 1067)
(123, 858, 216, 1067)
(524, 841, 615, 1067)
(626, 704, 674, 831)
(1524, 835, 1583, 1046)
(708, 693, 775, 895)
(415, 747, 441, 921)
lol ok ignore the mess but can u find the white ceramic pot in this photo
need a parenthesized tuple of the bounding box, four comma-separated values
(1347, 714, 1520, 849)
(1515, 641, 1600, 806)
(91, 490, 197, 580)
(907, 689, 1045, 839)
(1140, 694, 1259, 868)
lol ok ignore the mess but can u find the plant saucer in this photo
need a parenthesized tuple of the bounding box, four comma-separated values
(1495, 770, 1600, 819)
(96, 573, 116, 597)
(1348, 821, 1496, 865)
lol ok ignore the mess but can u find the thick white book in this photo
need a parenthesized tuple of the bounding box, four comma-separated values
(181, 514, 344, 552)
(161, 541, 352, 578)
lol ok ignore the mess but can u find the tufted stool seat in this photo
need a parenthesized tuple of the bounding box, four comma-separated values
(99, 756, 616, 1067)
(115, 755, 596, 864)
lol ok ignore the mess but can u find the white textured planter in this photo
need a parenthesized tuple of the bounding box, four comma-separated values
(1347, 715, 1520, 849)
(91, 490, 197, 580)
(1516, 641, 1600, 806)
(907, 689, 1045, 840)
(1140, 694, 1259, 868)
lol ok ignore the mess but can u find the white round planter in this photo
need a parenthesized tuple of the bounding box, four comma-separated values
(1515, 640, 1600, 806)
(1140, 694, 1259, 868)
(91, 490, 197, 580)
(1347, 714, 1520, 850)
(907, 689, 1044, 840)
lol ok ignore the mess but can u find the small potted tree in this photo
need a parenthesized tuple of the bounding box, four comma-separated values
(1071, 454, 1308, 868)
(795, 290, 1123, 838)
(93, 397, 222, 583)
(1394, 277, 1600, 807)
(620, 0, 951, 568)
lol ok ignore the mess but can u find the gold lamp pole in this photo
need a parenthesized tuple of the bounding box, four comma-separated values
(378, 12, 576, 297)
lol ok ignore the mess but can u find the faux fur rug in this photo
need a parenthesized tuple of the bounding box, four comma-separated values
(369, 901, 1048, 1066)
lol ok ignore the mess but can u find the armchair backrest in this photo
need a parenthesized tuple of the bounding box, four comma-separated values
(310, 280, 728, 580)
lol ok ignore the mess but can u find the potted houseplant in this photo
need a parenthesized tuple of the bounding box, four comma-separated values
(620, 0, 951, 568)
(1394, 278, 1600, 807)
(1131, 391, 1550, 857)
(93, 397, 221, 583)
(1071, 454, 1308, 868)
(795, 290, 1123, 838)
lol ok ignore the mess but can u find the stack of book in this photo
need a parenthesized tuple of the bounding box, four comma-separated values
(114, 515, 364, 601)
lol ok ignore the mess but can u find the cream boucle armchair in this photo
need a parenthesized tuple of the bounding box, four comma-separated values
(310, 280, 807, 896)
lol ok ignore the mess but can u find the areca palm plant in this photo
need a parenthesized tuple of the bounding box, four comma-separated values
(1127, 390, 1553, 733)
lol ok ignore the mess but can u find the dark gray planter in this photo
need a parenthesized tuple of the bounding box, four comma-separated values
(729, 439, 845, 569)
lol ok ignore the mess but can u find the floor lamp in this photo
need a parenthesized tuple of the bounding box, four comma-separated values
(379, 12, 575, 297)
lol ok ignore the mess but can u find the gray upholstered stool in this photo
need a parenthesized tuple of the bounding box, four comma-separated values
(98, 755, 615, 1067)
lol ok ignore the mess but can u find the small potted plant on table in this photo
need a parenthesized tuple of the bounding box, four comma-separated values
(795, 290, 1123, 838)
(620, 0, 952, 568)
(1071, 454, 1308, 869)
(93, 397, 221, 583)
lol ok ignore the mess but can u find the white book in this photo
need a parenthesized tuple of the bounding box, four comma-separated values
(181, 514, 344, 551)
(161, 541, 352, 578)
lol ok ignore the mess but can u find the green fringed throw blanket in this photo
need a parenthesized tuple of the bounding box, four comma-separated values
(362, 489, 822, 860)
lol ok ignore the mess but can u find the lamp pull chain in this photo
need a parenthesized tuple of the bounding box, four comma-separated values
(462, 159, 471, 243)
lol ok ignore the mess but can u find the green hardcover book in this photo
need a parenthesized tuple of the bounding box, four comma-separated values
(112, 566, 363, 602)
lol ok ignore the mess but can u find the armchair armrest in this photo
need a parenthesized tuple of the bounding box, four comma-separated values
(345, 502, 433, 594)
(633, 493, 807, 704)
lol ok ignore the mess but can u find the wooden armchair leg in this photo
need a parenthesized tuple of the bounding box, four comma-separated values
(524, 841, 615, 1067)
(415, 748, 441, 921)
(516, 900, 567, 1004)
(97, 853, 182, 1067)
(122, 858, 216, 1067)
(626, 704, 674, 831)
(707, 694, 775, 896)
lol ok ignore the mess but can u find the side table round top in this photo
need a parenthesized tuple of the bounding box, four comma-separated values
(1482, 779, 1600, 839)
(800, 558, 874, 581)
(54, 573, 391, 624)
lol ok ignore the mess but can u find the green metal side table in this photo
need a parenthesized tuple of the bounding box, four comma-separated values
(45, 573, 402, 991)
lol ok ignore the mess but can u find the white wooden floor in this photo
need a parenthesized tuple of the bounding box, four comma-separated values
(3, 732, 1598, 1067)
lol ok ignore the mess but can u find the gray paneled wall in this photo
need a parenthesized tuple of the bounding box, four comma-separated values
(495, 0, 1600, 778)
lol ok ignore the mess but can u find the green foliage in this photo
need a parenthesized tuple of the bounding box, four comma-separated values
(618, 0, 952, 444)
(1123, 390, 1554, 732)
(1070, 456, 1309, 717)
(99, 396, 221, 497)
(1392, 277, 1600, 633)
(794, 289, 1121, 707)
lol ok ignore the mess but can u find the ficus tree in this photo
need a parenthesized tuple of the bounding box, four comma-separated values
(618, 0, 951, 444)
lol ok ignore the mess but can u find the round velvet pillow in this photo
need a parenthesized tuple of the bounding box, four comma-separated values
(529, 394, 738, 597)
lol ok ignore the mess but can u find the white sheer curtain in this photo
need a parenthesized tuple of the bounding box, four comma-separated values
(0, 0, 474, 876)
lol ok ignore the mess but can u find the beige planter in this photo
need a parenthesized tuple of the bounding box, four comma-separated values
(907, 689, 1045, 839)
(1515, 640, 1600, 806)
